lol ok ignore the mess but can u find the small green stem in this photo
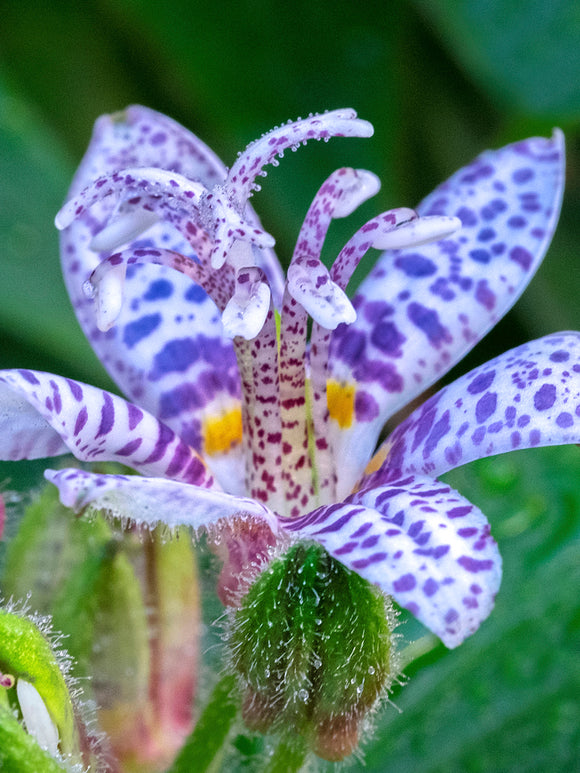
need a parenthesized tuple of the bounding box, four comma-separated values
(168, 672, 239, 773)
(398, 633, 440, 671)
(262, 736, 309, 773)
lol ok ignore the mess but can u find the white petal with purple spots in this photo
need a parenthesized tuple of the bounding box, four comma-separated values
(328, 131, 565, 496)
(365, 332, 580, 485)
(280, 475, 501, 648)
(46, 468, 279, 533)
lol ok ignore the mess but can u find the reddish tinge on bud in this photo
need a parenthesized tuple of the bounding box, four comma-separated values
(207, 516, 278, 606)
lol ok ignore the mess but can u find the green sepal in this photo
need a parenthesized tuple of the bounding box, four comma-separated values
(0, 701, 66, 773)
(0, 609, 78, 755)
(230, 543, 396, 759)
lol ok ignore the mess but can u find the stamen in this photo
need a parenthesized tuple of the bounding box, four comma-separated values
(332, 169, 381, 218)
(85, 247, 234, 331)
(329, 207, 418, 288)
(222, 268, 272, 340)
(55, 167, 207, 230)
(87, 257, 127, 332)
(287, 256, 356, 330)
(226, 110, 375, 208)
(200, 188, 276, 270)
(331, 211, 461, 289)
(89, 204, 160, 252)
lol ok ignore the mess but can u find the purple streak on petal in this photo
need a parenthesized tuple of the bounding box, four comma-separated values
(96, 391, 115, 437)
(280, 474, 501, 649)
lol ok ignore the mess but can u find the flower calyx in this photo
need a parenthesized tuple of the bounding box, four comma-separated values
(228, 542, 398, 761)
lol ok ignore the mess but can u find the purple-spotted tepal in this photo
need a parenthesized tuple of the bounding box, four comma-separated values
(0, 105, 578, 758)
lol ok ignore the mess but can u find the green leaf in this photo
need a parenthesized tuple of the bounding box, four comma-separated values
(362, 446, 580, 772)
(414, 0, 580, 122)
(0, 73, 110, 384)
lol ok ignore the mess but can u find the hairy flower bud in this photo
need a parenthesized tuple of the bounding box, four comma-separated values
(2, 483, 199, 773)
(0, 605, 102, 771)
(228, 543, 397, 760)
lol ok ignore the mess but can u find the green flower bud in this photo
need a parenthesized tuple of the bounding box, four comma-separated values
(3, 482, 199, 773)
(0, 605, 94, 771)
(229, 542, 398, 761)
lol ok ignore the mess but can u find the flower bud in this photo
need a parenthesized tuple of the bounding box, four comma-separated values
(2, 482, 199, 772)
(228, 542, 397, 760)
(0, 605, 100, 771)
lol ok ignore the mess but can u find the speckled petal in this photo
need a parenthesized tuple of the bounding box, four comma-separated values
(0, 369, 214, 488)
(364, 332, 580, 486)
(45, 468, 279, 533)
(328, 131, 565, 497)
(280, 475, 501, 648)
(58, 106, 278, 469)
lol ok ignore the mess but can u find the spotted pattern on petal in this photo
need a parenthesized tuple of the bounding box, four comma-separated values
(328, 131, 565, 497)
(46, 468, 278, 533)
(364, 332, 580, 487)
(281, 475, 501, 649)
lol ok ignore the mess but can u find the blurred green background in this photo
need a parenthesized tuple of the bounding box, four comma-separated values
(0, 1, 579, 770)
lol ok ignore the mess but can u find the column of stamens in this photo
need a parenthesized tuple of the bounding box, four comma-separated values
(279, 170, 360, 510)
(283, 170, 384, 504)
(234, 310, 285, 514)
(308, 208, 417, 492)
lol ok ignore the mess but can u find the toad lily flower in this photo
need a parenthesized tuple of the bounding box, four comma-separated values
(0, 106, 578, 664)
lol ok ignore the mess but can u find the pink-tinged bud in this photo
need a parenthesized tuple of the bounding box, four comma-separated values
(228, 543, 398, 761)
(82, 527, 200, 773)
(2, 485, 200, 772)
(207, 516, 278, 606)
